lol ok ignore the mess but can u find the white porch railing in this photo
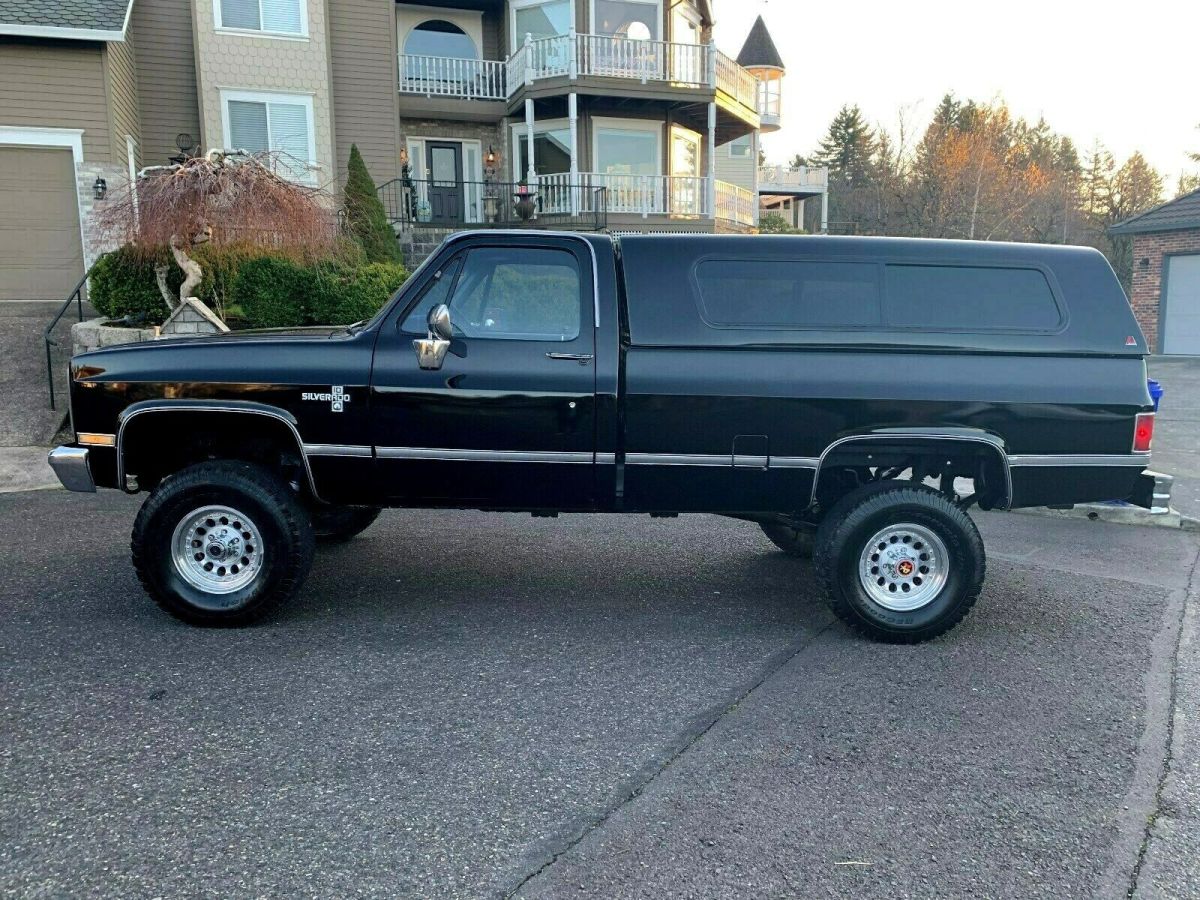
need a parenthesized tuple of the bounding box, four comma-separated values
(398, 55, 506, 101)
(715, 180, 756, 226)
(713, 49, 758, 112)
(538, 173, 752, 223)
(758, 165, 830, 192)
(403, 33, 761, 113)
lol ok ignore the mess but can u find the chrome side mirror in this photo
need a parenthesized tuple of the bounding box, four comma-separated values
(413, 303, 452, 370)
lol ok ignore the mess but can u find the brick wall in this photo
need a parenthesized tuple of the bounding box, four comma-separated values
(1130, 228, 1200, 352)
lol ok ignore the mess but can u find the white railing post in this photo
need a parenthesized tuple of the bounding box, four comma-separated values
(706, 102, 716, 217)
(524, 33, 534, 86)
(707, 42, 717, 89)
(525, 98, 536, 185)
(569, 92, 579, 216)
(568, 27, 578, 79)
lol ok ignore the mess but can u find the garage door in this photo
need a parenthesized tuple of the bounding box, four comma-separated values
(0, 146, 84, 301)
(1163, 254, 1200, 355)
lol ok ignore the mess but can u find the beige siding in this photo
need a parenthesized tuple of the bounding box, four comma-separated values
(330, 0, 402, 187)
(0, 38, 111, 163)
(103, 39, 141, 165)
(130, 0, 201, 167)
(715, 137, 755, 191)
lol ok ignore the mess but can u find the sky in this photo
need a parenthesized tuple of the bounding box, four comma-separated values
(713, 0, 1199, 189)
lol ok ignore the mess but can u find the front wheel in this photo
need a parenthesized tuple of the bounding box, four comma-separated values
(814, 482, 985, 644)
(131, 460, 315, 626)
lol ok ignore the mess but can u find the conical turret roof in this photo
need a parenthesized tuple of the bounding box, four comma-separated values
(736, 15, 784, 70)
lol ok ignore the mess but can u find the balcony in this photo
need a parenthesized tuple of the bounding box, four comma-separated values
(398, 33, 761, 121)
(378, 175, 756, 231)
(758, 165, 829, 196)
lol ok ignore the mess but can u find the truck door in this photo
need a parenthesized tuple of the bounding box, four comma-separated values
(370, 237, 597, 509)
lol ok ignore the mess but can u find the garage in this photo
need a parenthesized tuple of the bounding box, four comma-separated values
(1111, 187, 1200, 355)
(1163, 254, 1200, 355)
(0, 145, 84, 302)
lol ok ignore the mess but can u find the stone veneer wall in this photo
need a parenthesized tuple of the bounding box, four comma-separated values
(1129, 229, 1200, 352)
(191, 0, 337, 190)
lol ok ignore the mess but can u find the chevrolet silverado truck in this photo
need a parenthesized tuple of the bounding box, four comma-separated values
(50, 232, 1160, 642)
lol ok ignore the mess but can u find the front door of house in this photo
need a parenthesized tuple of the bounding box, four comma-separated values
(426, 141, 463, 226)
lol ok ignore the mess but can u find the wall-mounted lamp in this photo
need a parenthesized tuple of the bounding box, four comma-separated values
(399, 147, 409, 166)
(92, 177, 108, 200)
(485, 145, 500, 178)
(1140, 257, 1151, 269)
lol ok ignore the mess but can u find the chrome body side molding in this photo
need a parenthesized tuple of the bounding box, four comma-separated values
(376, 447, 594, 464)
(1007, 454, 1151, 467)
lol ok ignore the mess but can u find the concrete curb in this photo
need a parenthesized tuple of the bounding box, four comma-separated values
(0, 446, 60, 495)
(1017, 503, 1200, 532)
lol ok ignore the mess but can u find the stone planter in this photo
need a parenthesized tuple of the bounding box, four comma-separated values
(71, 318, 158, 356)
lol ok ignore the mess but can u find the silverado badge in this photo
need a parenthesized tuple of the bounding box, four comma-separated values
(302, 386, 351, 412)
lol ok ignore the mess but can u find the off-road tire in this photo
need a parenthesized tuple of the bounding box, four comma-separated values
(760, 522, 815, 558)
(814, 481, 985, 644)
(131, 460, 315, 626)
(312, 505, 383, 543)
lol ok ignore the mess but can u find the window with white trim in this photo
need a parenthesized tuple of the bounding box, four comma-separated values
(223, 92, 315, 181)
(217, 0, 306, 36)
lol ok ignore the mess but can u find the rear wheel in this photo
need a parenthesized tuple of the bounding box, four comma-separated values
(131, 460, 315, 626)
(312, 506, 383, 543)
(760, 522, 815, 558)
(814, 481, 985, 643)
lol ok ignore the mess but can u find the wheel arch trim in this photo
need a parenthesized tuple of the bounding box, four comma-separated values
(116, 400, 323, 502)
(810, 429, 1013, 510)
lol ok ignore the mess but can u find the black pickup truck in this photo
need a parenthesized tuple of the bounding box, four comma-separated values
(51, 232, 1159, 642)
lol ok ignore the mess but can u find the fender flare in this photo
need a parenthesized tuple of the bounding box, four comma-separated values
(809, 428, 1013, 510)
(116, 400, 322, 501)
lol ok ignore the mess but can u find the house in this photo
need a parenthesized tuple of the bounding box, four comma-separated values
(0, 0, 801, 300)
(0, 0, 141, 301)
(1111, 188, 1200, 355)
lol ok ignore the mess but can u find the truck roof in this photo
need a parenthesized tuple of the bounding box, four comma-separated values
(614, 234, 1144, 356)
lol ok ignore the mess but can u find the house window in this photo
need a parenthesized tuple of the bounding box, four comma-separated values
(593, 0, 661, 40)
(510, 120, 573, 180)
(511, 0, 573, 50)
(729, 135, 753, 158)
(216, 0, 306, 36)
(593, 119, 661, 176)
(404, 20, 478, 58)
(222, 91, 316, 181)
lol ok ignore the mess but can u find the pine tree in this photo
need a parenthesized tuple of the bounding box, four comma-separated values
(344, 144, 403, 265)
(810, 105, 877, 182)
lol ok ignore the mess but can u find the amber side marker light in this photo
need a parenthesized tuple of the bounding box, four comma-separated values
(77, 432, 116, 447)
(1133, 413, 1155, 453)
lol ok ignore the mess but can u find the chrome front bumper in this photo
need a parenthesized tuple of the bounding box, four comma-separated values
(47, 445, 96, 493)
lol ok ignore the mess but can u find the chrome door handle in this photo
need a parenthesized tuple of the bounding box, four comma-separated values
(546, 353, 594, 362)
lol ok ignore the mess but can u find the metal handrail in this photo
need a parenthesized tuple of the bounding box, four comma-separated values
(44, 266, 90, 410)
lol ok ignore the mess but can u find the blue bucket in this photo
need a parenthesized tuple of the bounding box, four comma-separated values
(1147, 378, 1163, 411)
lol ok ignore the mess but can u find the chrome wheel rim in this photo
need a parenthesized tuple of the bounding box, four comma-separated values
(857, 522, 949, 612)
(171, 505, 264, 595)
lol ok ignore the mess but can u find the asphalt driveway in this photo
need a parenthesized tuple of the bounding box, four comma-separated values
(1148, 357, 1200, 519)
(2, 490, 1197, 898)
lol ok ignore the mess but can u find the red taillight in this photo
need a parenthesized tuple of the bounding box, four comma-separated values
(1133, 412, 1155, 453)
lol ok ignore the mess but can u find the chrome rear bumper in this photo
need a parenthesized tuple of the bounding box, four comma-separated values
(47, 445, 96, 493)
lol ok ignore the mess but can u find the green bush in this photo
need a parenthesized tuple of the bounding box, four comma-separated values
(308, 262, 408, 326)
(344, 144, 404, 265)
(758, 213, 806, 235)
(231, 256, 313, 328)
(89, 245, 179, 324)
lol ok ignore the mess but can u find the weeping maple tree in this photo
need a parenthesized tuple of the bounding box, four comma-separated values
(94, 149, 339, 314)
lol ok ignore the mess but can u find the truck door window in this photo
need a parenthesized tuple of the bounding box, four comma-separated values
(401, 256, 464, 332)
(441, 247, 582, 342)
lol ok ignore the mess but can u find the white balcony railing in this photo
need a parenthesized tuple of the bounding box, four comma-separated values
(537, 173, 753, 224)
(398, 55, 506, 100)
(715, 180, 756, 226)
(400, 33, 763, 115)
(713, 48, 758, 112)
(758, 165, 830, 192)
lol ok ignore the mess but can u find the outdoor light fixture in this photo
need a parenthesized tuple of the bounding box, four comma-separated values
(399, 147, 409, 166)
(92, 177, 107, 200)
(1140, 257, 1151, 268)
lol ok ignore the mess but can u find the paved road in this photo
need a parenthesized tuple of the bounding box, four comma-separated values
(1148, 358, 1200, 519)
(1, 490, 1197, 898)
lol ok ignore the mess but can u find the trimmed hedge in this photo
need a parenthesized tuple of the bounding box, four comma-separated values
(89, 243, 406, 329)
